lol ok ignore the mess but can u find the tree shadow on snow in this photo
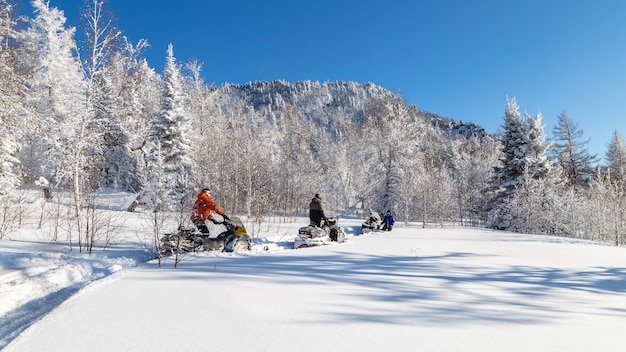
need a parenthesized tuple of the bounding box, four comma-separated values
(0, 284, 84, 349)
(156, 251, 626, 326)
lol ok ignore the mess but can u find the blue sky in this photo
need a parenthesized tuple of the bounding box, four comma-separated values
(49, 0, 626, 160)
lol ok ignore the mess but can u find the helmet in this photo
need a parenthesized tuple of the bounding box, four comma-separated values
(314, 193, 321, 200)
(202, 188, 211, 194)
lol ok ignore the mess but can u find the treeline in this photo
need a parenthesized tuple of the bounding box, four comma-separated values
(1, 0, 625, 247)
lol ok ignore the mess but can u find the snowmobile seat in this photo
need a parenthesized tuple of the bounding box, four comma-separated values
(193, 219, 210, 233)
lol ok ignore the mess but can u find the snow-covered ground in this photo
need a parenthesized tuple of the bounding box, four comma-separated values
(2, 190, 626, 351)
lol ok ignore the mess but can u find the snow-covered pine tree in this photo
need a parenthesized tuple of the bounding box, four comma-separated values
(605, 131, 626, 184)
(145, 44, 193, 213)
(486, 98, 526, 229)
(487, 98, 561, 231)
(523, 111, 560, 183)
(550, 112, 597, 188)
(603, 133, 626, 245)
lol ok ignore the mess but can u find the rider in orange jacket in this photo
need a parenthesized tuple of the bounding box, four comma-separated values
(191, 188, 227, 233)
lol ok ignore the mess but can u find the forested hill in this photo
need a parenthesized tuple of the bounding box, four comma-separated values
(176, 78, 498, 220)
(215, 80, 489, 140)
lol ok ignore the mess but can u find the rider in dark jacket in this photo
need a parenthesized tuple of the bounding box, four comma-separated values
(382, 210, 395, 231)
(309, 193, 328, 227)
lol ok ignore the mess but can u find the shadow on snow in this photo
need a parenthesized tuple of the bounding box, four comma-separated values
(156, 250, 626, 326)
(0, 284, 84, 350)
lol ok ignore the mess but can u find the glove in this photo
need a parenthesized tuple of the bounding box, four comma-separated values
(223, 215, 232, 226)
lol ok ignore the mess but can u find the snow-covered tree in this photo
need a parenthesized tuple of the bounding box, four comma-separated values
(182, 58, 219, 192)
(21, 0, 100, 250)
(524, 111, 560, 183)
(114, 41, 160, 192)
(486, 98, 526, 228)
(605, 131, 626, 184)
(487, 98, 561, 231)
(78, 1, 148, 192)
(550, 112, 597, 188)
(0, 0, 21, 195)
(144, 44, 193, 212)
(449, 136, 500, 226)
(80, 0, 120, 87)
(360, 97, 426, 213)
(79, 0, 132, 188)
(21, 0, 89, 182)
(583, 168, 626, 245)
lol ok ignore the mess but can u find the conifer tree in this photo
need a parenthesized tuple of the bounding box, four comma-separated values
(145, 44, 193, 212)
(550, 112, 597, 187)
(488, 97, 527, 212)
(524, 111, 559, 182)
(606, 131, 626, 184)
(487, 98, 560, 231)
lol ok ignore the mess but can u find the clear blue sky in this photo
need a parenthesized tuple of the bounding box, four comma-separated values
(49, 0, 626, 160)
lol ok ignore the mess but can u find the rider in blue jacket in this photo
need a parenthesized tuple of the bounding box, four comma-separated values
(382, 210, 395, 231)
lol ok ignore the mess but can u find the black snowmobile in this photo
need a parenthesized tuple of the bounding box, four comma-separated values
(160, 216, 252, 255)
(294, 210, 346, 249)
(360, 211, 382, 234)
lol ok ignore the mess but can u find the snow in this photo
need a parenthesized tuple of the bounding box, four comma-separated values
(2, 191, 626, 351)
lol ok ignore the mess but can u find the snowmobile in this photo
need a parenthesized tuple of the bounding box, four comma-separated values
(160, 216, 252, 256)
(360, 211, 382, 234)
(294, 210, 346, 249)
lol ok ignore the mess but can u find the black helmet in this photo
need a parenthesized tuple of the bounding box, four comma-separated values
(202, 188, 211, 194)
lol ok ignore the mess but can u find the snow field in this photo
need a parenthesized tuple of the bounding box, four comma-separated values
(2, 193, 626, 351)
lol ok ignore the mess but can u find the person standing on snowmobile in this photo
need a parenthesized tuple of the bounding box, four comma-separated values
(191, 188, 229, 233)
(309, 193, 328, 227)
(382, 210, 395, 231)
